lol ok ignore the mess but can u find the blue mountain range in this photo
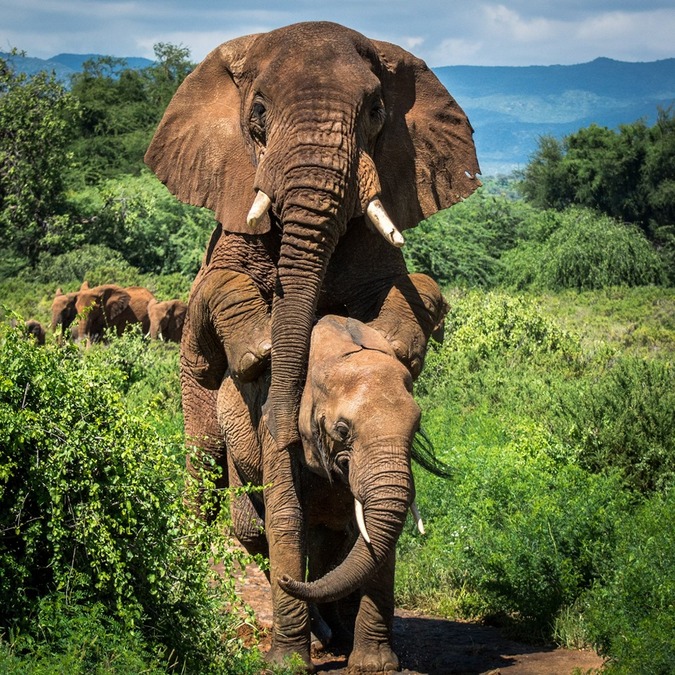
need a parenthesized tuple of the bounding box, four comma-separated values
(3, 51, 674, 176)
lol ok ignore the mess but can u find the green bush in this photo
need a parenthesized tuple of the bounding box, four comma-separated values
(403, 191, 534, 288)
(398, 418, 629, 636)
(501, 208, 666, 290)
(553, 355, 675, 493)
(584, 490, 675, 674)
(0, 320, 263, 673)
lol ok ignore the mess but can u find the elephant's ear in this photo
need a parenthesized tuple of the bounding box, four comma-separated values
(104, 288, 131, 321)
(373, 40, 481, 231)
(144, 34, 265, 234)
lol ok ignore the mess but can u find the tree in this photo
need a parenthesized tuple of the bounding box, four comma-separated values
(519, 111, 675, 244)
(0, 52, 80, 267)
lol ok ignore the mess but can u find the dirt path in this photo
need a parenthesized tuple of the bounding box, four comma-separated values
(235, 562, 605, 674)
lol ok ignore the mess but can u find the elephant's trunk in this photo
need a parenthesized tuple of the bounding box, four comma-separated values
(279, 449, 413, 603)
(263, 115, 357, 450)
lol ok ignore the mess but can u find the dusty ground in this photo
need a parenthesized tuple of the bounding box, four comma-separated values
(234, 561, 605, 675)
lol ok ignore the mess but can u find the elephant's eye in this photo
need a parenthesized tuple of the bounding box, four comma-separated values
(370, 98, 386, 130)
(335, 420, 350, 442)
(250, 101, 267, 144)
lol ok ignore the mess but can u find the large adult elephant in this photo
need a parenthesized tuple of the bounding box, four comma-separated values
(218, 312, 447, 672)
(75, 284, 156, 343)
(145, 20, 477, 665)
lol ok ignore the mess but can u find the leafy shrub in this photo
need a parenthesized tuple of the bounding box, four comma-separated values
(553, 355, 675, 493)
(71, 171, 215, 276)
(0, 320, 262, 673)
(403, 191, 535, 288)
(416, 290, 581, 401)
(24, 245, 139, 287)
(501, 208, 666, 290)
(584, 490, 675, 674)
(398, 418, 629, 635)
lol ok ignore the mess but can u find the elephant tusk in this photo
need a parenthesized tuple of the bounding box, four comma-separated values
(354, 498, 371, 544)
(247, 190, 272, 228)
(410, 501, 425, 535)
(366, 199, 405, 248)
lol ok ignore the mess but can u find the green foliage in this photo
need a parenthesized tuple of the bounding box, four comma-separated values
(399, 432, 629, 634)
(403, 190, 534, 288)
(67, 47, 194, 184)
(70, 171, 215, 276)
(398, 285, 673, 657)
(553, 356, 675, 493)
(584, 490, 675, 674)
(0, 321, 263, 673)
(0, 53, 80, 266)
(0, 598, 167, 673)
(501, 208, 666, 291)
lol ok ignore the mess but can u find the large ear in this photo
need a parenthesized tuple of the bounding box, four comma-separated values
(144, 34, 265, 234)
(103, 288, 131, 321)
(372, 40, 481, 231)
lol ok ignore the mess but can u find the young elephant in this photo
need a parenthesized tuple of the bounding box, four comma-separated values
(147, 298, 188, 343)
(217, 314, 429, 672)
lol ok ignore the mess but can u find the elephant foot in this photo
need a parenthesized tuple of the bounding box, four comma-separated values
(265, 645, 315, 673)
(347, 643, 400, 673)
(229, 336, 271, 382)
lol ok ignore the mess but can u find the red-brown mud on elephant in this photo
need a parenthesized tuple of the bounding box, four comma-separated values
(230, 558, 605, 675)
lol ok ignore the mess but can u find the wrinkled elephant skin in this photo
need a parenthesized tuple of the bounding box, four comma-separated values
(217, 314, 435, 671)
(145, 20, 477, 667)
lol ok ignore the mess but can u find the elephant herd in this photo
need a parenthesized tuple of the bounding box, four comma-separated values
(48, 281, 187, 345)
(142, 21, 481, 673)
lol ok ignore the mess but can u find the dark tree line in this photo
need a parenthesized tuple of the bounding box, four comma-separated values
(519, 108, 675, 245)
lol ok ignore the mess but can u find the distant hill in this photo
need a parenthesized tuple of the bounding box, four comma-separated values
(2, 51, 674, 176)
(436, 57, 675, 175)
(0, 51, 154, 83)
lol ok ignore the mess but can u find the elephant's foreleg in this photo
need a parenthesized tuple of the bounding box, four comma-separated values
(182, 372, 228, 521)
(191, 270, 271, 384)
(368, 273, 448, 379)
(348, 550, 399, 672)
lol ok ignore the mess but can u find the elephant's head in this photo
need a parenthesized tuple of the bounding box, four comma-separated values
(145, 21, 480, 450)
(279, 315, 421, 603)
(75, 284, 131, 342)
(51, 288, 78, 334)
(148, 298, 187, 342)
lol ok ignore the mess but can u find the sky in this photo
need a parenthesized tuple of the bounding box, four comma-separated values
(1, 0, 674, 68)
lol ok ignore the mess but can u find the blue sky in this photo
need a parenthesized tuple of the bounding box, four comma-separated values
(1, 0, 674, 67)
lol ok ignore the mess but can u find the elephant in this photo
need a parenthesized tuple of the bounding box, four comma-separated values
(145, 21, 478, 665)
(9, 318, 46, 346)
(51, 280, 89, 339)
(147, 298, 188, 343)
(25, 320, 46, 345)
(217, 312, 445, 672)
(75, 284, 156, 343)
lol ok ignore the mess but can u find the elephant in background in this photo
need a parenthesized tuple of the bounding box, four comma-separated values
(9, 318, 46, 346)
(25, 320, 46, 345)
(51, 280, 90, 340)
(148, 298, 188, 343)
(75, 284, 156, 343)
(145, 20, 478, 664)
(217, 313, 444, 672)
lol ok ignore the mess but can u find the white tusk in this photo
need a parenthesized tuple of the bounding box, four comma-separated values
(354, 499, 371, 544)
(246, 190, 272, 228)
(410, 501, 425, 535)
(366, 199, 405, 248)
